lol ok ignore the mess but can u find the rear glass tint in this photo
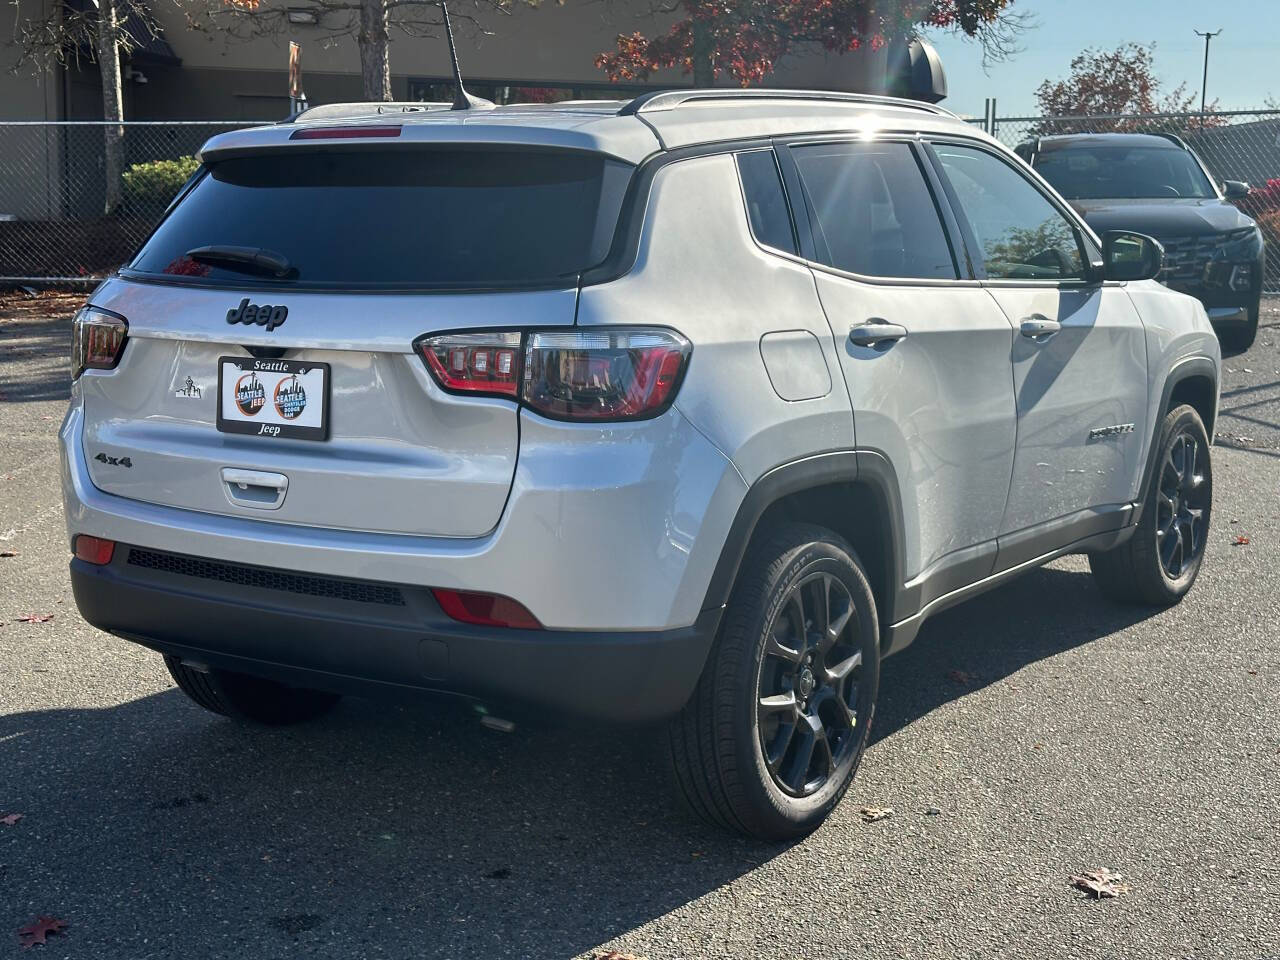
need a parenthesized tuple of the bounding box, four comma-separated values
(128, 148, 631, 289)
(736, 150, 797, 254)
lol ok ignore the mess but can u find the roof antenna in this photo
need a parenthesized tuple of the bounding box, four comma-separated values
(441, 1, 492, 110)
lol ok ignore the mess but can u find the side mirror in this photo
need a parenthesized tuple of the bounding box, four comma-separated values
(1223, 180, 1251, 200)
(1102, 230, 1164, 282)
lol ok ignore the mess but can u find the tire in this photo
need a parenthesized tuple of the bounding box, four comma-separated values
(1089, 404, 1212, 606)
(1217, 299, 1259, 353)
(164, 656, 341, 725)
(669, 522, 880, 840)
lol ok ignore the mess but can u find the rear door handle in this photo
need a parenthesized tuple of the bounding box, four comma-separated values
(1020, 315, 1062, 339)
(849, 319, 909, 347)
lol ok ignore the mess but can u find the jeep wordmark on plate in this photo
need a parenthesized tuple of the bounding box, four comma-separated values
(63, 90, 1221, 839)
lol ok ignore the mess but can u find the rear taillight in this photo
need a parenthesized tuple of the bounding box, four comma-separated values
(432, 589, 542, 629)
(416, 332, 522, 397)
(414, 328, 691, 422)
(71, 307, 128, 379)
(524, 330, 689, 421)
(73, 535, 115, 565)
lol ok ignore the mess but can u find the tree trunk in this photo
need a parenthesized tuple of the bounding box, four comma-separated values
(691, 19, 714, 87)
(358, 0, 392, 101)
(96, 0, 125, 216)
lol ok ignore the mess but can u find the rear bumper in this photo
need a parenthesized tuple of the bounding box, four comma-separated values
(71, 547, 720, 723)
(60, 399, 746, 632)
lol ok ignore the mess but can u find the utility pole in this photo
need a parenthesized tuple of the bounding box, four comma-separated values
(1194, 28, 1222, 120)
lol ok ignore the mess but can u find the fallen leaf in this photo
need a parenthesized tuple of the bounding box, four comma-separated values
(590, 953, 644, 960)
(924, 806, 941, 816)
(1232, 535, 1251, 546)
(947, 669, 978, 686)
(1070, 868, 1130, 899)
(1, 813, 23, 826)
(18, 916, 68, 948)
(860, 806, 894, 823)
(16, 614, 54, 624)
(0, 551, 16, 558)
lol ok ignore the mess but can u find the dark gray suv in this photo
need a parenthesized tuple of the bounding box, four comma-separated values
(1016, 132, 1265, 351)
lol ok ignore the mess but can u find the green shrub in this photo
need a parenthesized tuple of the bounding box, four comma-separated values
(121, 156, 200, 214)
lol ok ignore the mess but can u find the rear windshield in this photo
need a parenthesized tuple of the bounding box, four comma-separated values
(126, 148, 631, 289)
(1033, 146, 1216, 200)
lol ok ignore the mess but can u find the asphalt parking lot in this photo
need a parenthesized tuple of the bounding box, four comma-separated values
(2, 292, 1278, 958)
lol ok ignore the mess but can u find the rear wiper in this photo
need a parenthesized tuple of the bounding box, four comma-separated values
(186, 245, 295, 279)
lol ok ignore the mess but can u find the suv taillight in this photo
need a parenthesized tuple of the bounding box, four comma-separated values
(414, 328, 690, 422)
(71, 307, 128, 379)
(417, 331, 522, 397)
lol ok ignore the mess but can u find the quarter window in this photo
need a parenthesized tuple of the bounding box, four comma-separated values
(736, 150, 797, 255)
(789, 141, 957, 280)
(932, 143, 1085, 281)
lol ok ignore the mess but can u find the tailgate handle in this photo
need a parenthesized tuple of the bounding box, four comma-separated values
(220, 468, 288, 510)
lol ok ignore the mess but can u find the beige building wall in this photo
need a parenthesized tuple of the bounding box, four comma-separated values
(1, 0, 64, 219)
(0, 0, 891, 222)
(3, 0, 890, 122)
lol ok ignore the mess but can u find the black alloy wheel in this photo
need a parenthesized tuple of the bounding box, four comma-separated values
(1088, 404, 1212, 606)
(757, 572, 866, 797)
(1155, 428, 1209, 579)
(669, 522, 880, 840)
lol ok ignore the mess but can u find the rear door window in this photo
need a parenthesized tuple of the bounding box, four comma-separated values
(788, 141, 958, 280)
(127, 148, 631, 290)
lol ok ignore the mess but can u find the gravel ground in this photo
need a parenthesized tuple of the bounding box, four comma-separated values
(1, 292, 1278, 959)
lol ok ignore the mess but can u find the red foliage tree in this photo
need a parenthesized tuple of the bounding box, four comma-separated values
(596, 0, 1022, 88)
(1033, 42, 1222, 132)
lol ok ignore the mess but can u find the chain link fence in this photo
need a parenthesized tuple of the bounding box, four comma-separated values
(1, 111, 1278, 288)
(972, 109, 1280, 293)
(0, 121, 253, 284)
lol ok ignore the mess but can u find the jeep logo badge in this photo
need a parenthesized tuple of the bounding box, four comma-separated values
(226, 299, 288, 332)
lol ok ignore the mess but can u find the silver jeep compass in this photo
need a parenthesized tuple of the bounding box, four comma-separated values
(62, 90, 1221, 839)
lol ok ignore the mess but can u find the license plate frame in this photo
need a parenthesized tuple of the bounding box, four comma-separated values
(216, 357, 330, 442)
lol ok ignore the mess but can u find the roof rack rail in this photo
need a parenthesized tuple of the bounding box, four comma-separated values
(290, 101, 452, 123)
(1150, 130, 1191, 150)
(619, 88, 957, 119)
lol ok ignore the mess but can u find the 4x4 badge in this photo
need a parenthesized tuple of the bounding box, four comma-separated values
(226, 299, 288, 332)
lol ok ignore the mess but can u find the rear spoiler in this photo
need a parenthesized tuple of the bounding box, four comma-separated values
(197, 118, 659, 165)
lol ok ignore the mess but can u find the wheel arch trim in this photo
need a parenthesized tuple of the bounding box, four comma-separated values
(1132, 355, 1218, 527)
(700, 449, 908, 625)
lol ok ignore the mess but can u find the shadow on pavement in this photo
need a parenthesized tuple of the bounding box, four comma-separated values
(1, 563, 1162, 958)
(873, 564, 1154, 745)
(0, 316, 73, 403)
